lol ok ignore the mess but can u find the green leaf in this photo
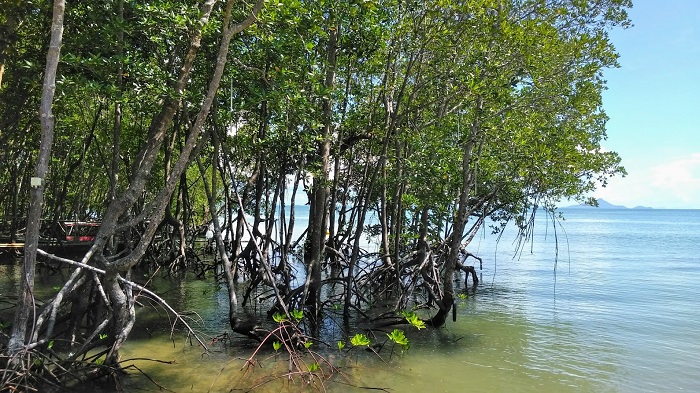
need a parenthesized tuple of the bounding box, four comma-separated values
(400, 311, 426, 330)
(303, 341, 313, 349)
(386, 329, 409, 348)
(307, 362, 319, 372)
(273, 341, 282, 351)
(272, 312, 287, 323)
(350, 333, 371, 347)
(337, 341, 346, 350)
(290, 309, 304, 322)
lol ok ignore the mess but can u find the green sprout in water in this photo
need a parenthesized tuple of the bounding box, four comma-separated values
(400, 310, 426, 330)
(337, 341, 346, 350)
(99, 333, 108, 340)
(272, 341, 282, 351)
(290, 309, 304, 322)
(387, 329, 409, 350)
(350, 333, 371, 347)
(303, 341, 313, 349)
(272, 312, 287, 323)
(273, 310, 303, 323)
(307, 362, 319, 372)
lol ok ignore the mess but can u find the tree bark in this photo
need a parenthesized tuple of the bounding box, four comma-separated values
(7, 0, 65, 355)
(99, 0, 265, 360)
(304, 16, 338, 313)
(431, 99, 482, 327)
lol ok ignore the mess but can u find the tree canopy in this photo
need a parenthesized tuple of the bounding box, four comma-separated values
(0, 0, 629, 389)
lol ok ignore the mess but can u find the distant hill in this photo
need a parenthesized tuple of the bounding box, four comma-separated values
(566, 198, 652, 209)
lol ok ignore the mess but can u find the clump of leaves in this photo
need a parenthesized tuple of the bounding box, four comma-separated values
(337, 341, 346, 350)
(386, 329, 409, 350)
(272, 312, 287, 323)
(272, 341, 282, 351)
(400, 310, 426, 330)
(290, 309, 304, 322)
(350, 333, 371, 347)
(272, 309, 304, 323)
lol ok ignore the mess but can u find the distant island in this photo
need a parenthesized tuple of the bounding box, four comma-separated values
(566, 198, 653, 209)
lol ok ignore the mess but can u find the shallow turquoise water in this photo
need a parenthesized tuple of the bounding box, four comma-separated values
(118, 208, 700, 392)
(4, 209, 699, 391)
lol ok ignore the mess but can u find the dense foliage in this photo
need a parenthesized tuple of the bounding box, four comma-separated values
(0, 0, 629, 389)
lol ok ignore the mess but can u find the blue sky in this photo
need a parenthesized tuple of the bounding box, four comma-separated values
(594, 0, 700, 209)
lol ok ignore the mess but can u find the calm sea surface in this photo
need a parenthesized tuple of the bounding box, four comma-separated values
(449, 208, 700, 393)
(3, 208, 699, 392)
(308, 208, 699, 393)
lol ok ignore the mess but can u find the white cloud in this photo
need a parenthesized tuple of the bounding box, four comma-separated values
(648, 153, 700, 205)
(596, 153, 700, 209)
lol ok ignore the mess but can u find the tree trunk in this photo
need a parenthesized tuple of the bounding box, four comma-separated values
(304, 17, 338, 313)
(431, 99, 482, 327)
(108, 0, 124, 255)
(7, 0, 65, 355)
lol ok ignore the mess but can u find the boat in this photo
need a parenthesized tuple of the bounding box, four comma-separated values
(0, 221, 100, 257)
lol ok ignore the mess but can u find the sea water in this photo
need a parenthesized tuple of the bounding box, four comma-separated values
(3, 208, 699, 392)
(439, 208, 700, 392)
